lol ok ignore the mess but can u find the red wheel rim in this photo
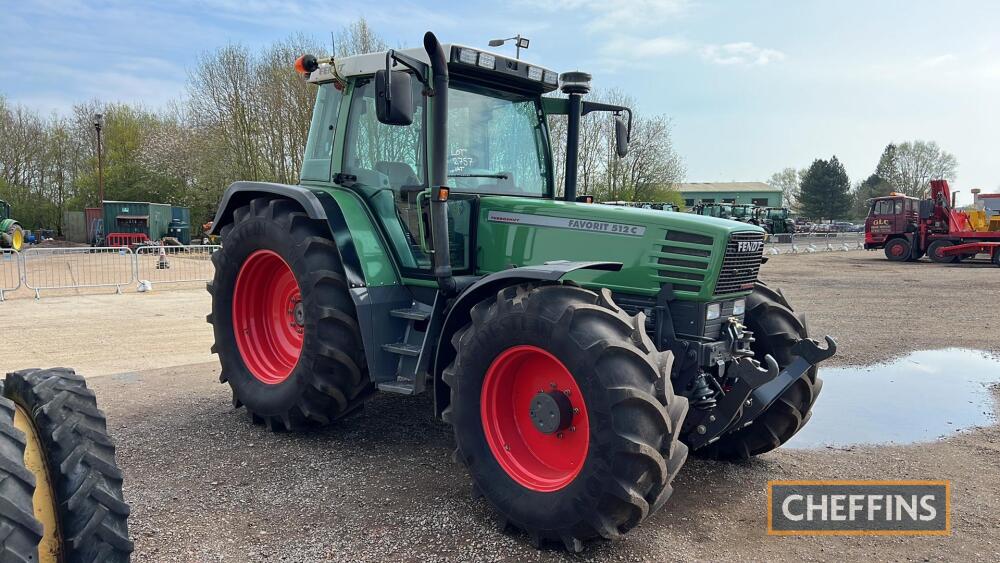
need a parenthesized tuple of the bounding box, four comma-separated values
(480, 346, 589, 492)
(889, 242, 904, 257)
(232, 250, 303, 384)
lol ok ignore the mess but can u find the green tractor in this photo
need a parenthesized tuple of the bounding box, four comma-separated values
(206, 32, 834, 551)
(728, 203, 759, 224)
(0, 199, 24, 252)
(756, 206, 796, 235)
(690, 201, 732, 219)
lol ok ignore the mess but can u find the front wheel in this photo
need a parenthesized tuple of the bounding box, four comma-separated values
(444, 284, 688, 551)
(884, 238, 910, 262)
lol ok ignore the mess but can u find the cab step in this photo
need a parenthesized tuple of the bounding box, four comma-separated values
(376, 379, 416, 395)
(382, 342, 421, 357)
(389, 307, 431, 321)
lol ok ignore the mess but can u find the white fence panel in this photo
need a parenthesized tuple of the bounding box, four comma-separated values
(21, 247, 135, 298)
(134, 245, 220, 285)
(0, 250, 20, 301)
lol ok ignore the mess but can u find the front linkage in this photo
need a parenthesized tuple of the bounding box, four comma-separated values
(684, 335, 836, 450)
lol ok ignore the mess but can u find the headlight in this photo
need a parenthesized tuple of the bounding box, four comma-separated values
(478, 53, 496, 69)
(706, 303, 721, 321)
(527, 66, 543, 81)
(543, 70, 559, 85)
(458, 48, 478, 65)
(733, 299, 746, 316)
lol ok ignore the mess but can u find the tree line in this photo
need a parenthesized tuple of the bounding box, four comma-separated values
(768, 140, 959, 220)
(0, 18, 686, 233)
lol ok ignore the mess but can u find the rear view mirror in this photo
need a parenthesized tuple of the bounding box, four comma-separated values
(375, 70, 414, 126)
(614, 116, 629, 158)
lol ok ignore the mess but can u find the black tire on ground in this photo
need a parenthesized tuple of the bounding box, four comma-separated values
(208, 197, 372, 431)
(927, 239, 959, 264)
(993, 250, 1000, 267)
(0, 391, 43, 563)
(444, 284, 688, 551)
(4, 368, 133, 563)
(694, 283, 823, 461)
(884, 238, 910, 262)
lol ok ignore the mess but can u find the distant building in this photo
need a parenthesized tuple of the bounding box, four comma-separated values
(674, 182, 783, 208)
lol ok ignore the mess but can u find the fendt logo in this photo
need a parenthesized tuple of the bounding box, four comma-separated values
(768, 480, 950, 536)
(737, 240, 764, 253)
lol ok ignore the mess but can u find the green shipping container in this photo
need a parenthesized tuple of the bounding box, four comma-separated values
(102, 201, 173, 241)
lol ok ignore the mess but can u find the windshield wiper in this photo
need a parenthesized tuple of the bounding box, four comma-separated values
(448, 173, 509, 179)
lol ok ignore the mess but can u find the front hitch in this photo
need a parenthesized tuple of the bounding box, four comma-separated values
(684, 336, 837, 450)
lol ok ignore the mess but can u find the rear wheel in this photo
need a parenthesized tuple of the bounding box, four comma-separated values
(927, 239, 959, 263)
(694, 283, 822, 461)
(444, 284, 688, 551)
(884, 238, 910, 262)
(4, 368, 133, 562)
(208, 197, 372, 431)
(993, 249, 1000, 267)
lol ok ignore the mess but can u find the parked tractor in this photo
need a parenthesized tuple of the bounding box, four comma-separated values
(0, 199, 24, 251)
(206, 32, 835, 551)
(0, 368, 132, 562)
(755, 206, 796, 234)
(727, 203, 759, 224)
(690, 202, 732, 219)
(865, 181, 1000, 266)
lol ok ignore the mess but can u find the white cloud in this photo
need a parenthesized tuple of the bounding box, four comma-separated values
(700, 42, 786, 66)
(920, 53, 957, 68)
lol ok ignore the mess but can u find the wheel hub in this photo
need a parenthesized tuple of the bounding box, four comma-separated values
(529, 390, 574, 434)
(232, 249, 304, 384)
(480, 346, 589, 492)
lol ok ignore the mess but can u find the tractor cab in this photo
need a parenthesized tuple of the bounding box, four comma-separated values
(864, 193, 919, 246)
(691, 202, 731, 219)
(728, 204, 757, 222)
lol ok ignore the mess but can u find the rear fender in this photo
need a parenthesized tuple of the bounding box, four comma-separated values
(432, 261, 622, 418)
(209, 181, 365, 288)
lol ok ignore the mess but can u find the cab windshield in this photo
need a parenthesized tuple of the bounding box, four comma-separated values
(447, 82, 551, 197)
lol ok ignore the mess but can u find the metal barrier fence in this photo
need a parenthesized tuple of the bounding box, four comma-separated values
(134, 245, 220, 285)
(21, 247, 136, 298)
(767, 232, 865, 255)
(0, 250, 20, 302)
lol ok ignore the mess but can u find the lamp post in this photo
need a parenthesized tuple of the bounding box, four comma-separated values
(93, 113, 105, 206)
(488, 34, 529, 59)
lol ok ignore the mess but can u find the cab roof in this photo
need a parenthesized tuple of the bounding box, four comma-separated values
(307, 43, 560, 94)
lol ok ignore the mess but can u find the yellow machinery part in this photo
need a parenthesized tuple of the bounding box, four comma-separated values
(13, 404, 61, 563)
(12, 228, 23, 252)
(967, 210, 1000, 232)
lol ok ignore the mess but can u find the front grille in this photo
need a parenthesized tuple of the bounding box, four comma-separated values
(714, 232, 764, 295)
(652, 230, 715, 294)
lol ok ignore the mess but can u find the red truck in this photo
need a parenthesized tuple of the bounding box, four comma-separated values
(864, 179, 1000, 266)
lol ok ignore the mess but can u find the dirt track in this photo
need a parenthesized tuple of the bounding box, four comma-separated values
(2, 250, 999, 561)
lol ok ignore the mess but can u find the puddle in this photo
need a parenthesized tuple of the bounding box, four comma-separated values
(785, 348, 1000, 449)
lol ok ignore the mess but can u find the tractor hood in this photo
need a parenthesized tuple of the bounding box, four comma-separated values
(475, 196, 766, 301)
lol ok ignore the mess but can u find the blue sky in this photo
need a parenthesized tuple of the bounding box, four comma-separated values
(3, 0, 998, 201)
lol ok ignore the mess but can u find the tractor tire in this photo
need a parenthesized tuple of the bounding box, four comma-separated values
(4, 368, 133, 562)
(443, 284, 688, 551)
(927, 239, 959, 264)
(4, 224, 24, 252)
(208, 197, 372, 431)
(883, 238, 910, 262)
(0, 391, 43, 563)
(694, 283, 822, 461)
(993, 250, 1000, 267)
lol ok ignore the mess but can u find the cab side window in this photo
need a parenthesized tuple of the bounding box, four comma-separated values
(301, 84, 344, 181)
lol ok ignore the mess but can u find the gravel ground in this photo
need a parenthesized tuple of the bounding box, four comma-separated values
(5, 250, 1000, 561)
